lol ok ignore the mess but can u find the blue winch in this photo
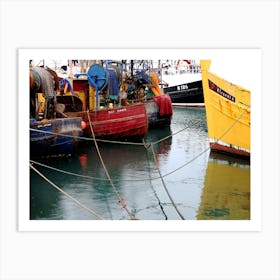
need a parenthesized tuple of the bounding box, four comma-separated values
(75, 61, 123, 111)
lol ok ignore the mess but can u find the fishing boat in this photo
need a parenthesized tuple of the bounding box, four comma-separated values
(56, 61, 148, 140)
(29, 66, 85, 158)
(163, 79, 204, 107)
(56, 60, 172, 140)
(161, 59, 204, 107)
(65, 103, 148, 140)
(200, 60, 250, 158)
(30, 117, 84, 158)
(144, 94, 172, 127)
(121, 67, 172, 128)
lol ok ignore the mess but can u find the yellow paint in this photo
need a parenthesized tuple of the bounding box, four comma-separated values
(200, 60, 250, 153)
(89, 85, 96, 110)
(73, 91, 86, 111)
(37, 93, 45, 113)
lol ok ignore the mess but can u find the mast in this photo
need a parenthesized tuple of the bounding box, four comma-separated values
(130, 60, 134, 77)
(158, 60, 162, 88)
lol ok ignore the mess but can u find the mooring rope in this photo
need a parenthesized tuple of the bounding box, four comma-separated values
(140, 108, 248, 220)
(151, 119, 201, 146)
(30, 128, 144, 146)
(29, 163, 104, 220)
(30, 119, 201, 146)
(30, 160, 109, 181)
(30, 107, 245, 187)
(29, 120, 205, 184)
(161, 107, 249, 178)
(216, 108, 249, 143)
(143, 139, 185, 220)
(143, 144, 168, 220)
(29, 120, 204, 184)
(30, 159, 160, 182)
(30, 108, 248, 220)
(86, 110, 137, 220)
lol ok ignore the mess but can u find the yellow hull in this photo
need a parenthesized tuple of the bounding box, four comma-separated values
(200, 60, 250, 157)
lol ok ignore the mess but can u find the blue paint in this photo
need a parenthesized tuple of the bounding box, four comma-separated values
(30, 117, 83, 158)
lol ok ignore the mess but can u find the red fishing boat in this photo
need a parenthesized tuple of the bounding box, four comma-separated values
(66, 103, 148, 140)
(56, 61, 148, 140)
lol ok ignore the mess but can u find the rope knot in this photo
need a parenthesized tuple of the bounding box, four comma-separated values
(142, 139, 151, 149)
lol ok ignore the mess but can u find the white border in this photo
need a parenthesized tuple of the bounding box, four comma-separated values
(2, 0, 279, 279)
(19, 48, 262, 232)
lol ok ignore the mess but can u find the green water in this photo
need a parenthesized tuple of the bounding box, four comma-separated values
(30, 107, 250, 220)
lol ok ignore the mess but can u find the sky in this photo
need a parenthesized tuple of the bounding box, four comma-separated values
(29, 49, 260, 92)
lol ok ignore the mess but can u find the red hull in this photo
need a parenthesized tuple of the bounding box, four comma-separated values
(210, 142, 250, 158)
(67, 103, 148, 140)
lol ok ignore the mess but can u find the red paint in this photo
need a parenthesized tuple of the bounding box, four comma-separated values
(79, 154, 88, 169)
(210, 143, 250, 158)
(68, 103, 148, 140)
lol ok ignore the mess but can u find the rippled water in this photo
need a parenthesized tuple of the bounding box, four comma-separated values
(30, 107, 250, 220)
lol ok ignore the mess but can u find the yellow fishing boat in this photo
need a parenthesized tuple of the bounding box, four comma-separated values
(200, 60, 250, 158)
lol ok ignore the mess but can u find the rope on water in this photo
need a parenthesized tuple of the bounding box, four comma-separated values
(30, 159, 160, 182)
(30, 160, 110, 181)
(29, 163, 104, 220)
(162, 146, 210, 178)
(143, 145, 168, 220)
(29, 120, 206, 184)
(30, 108, 245, 186)
(141, 108, 248, 219)
(86, 110, 137, 220)
(143, 139, 185, 220)
(29, 109, 247, 220)
(29, 108, 248, 220)
(151, 119, 201, 146)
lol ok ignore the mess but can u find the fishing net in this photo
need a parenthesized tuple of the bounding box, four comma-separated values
(32, 66, 55, 98)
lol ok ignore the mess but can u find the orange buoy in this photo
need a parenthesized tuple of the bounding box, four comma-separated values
(81, 121, 87, 130)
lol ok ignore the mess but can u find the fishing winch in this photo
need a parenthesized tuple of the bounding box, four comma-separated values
(87, 64, 107, 90)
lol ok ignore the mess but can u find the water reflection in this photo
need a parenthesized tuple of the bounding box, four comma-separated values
(30, 107, 250, 221)
(197, 152, 250, 220)
(30, 126, 174, 220)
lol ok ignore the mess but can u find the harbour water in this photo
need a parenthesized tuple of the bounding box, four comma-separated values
(30, 107, 250, 220)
